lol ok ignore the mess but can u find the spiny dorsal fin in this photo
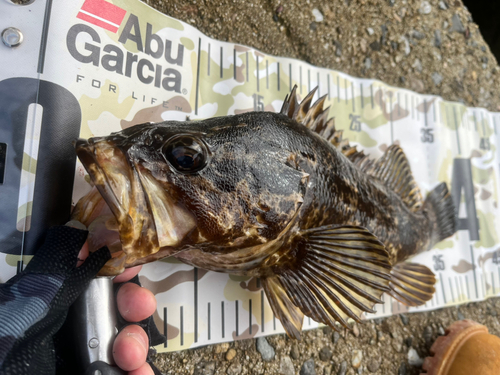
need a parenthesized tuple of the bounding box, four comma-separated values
(388, 263, 436, 306)
(268, 225, 391, 333)
(365, 145, 423, 211)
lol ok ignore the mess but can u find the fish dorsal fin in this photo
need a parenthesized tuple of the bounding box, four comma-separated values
(365, 145, 423, 211)
(388, 262, 436, 306)
(265, 225, 391, 334)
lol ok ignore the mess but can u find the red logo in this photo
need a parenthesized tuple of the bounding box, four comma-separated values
(77, 0, 127, 33)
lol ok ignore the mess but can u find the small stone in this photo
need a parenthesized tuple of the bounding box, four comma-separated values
(412, 59, 423, 73)
(481, 45, 487, 52)
(450, 14, 465, 33)
(438, 326, 445, 336)
(388, 0, 395, 6)
(319, 347, 333, 362)
(400, 36, 411, 55)
(432, 72, 443, 86)
(411, 30, 425, 40)
(194, 361, 216, 375)
(280, 356, 295, 375)
(433, 50, 442, 61)
(226, 362, 242, 375)
(256, 337, 275, 361)
(309, 22, 317, 31)
(405, 337, 413, 347)
(419, 1, 432, 15)
(391, 41, 398, 50)
(352, 350, 363, 369)
(323, 326, 333, 335)
(334, 41, 342, 57)
(226, 348, 236, 361)
(423, 326, 433, 346)
(324, 366, 333, 375)
(408, 348, 424, 367)
(438, 1, 448, 10)
(400, 314, 409, 325)
(377, 330, 385, 342)
(367, 359, 380, 373)
(370, 41, 381, 51)
(300, 358, 316, 375)
(399, 76, 406, 84)
(481, 56, 489, 64)
(434, 30, 442, 48)
(380, 25, 388, 45)
(276, 5, 283, 14)
(338, 361, 348, 375)
(398, 362, 407, 375)
(366, 27, 374, 36)
(333, 331, 341, 344)
(353, 324, 360, 337)
(312, 8, 324, 22)
(273, 14, 279, 22)
(214, 343, 230, 353)
(410, 78, 424, 92)
(291, 344, 300, 360)
(393, 340, 403, 353)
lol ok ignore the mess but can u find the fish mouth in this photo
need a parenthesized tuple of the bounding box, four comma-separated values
(74, 138, 195, 275)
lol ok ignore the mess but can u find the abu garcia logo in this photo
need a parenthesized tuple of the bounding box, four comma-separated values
(67, 0, 185, 93)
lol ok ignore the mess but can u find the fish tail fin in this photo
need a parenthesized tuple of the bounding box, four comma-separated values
(423, 182, 457, 245)
(261, 276, 304, 340)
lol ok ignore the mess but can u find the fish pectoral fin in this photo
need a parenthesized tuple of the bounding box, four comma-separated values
(262, 276, 304, 340)
(271, 225, 391, 332)
(388, 262, 436, 307)
(365, 145, 423, 212)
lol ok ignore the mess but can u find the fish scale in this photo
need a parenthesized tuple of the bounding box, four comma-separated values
(0, 0, 499, 353)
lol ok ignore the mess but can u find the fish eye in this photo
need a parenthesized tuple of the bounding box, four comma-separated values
(162, 135, 209, 174)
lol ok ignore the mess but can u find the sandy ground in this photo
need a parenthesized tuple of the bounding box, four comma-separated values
(139, 0, 500, 373)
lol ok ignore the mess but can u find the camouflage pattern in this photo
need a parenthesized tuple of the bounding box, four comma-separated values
(1, 0, 499, 352)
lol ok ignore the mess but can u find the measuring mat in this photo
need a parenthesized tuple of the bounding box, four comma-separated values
(1, 0, 500, 352)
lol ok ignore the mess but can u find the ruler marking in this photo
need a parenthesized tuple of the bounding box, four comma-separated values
(208, 302, 211, 340)
(390, 296, 393, 313)
(439, 273, 447, 304)
(249, 299, 253, 334)
(317, 72, 320, 96)
(405, 94, 408, 115)
(397, 92, 400, 116)
(164, 307, 168, 348)
(370, 84, 374, 108)
(455, 276, 461, 302)
(360, 83, 364, 108)
(256, 55, 260, 92)
(498, 267, 500, 295)
(493, 115, 498, 135)
(327, 74, 331, 99)
(273, 313, 276, 330)
(307, 68, 310, 93)
(481, 274, 486, 297)
(308, 317, 311, 326)
(207, 43, 211, 76)
(266, 60, 269, 89)
(465, 275, 471, 300)
(261, 290, 265, 332)
(344, 79, 348, 104)
(470, 245, 479, 298)
(194, 268, 198, 342)
(235, 300, 239, 337)
(448, 277, 455, 302)
(473, 111, 478, 131)
(299, 66, 302, 94)
(194, 38, 201, 115)
(289, 63, 292, 90)
(220, 46, 223, 78)
(180, 306, 184, 346)
(245, 52, 249, 82)
(492, 271, 495, 295)
(221, 301, 225, 338)
(277, 62, 280, 91)
(411, 96, 414, 119)
(452, 106, 462, 155)
(382, 293, 385, 313)
(481, 111, 486, 138)
(233, 48, 236, 79)
(390, 93, 394, 144)
(433, 99, 437, 121)
(337, 76, 340, 102)
(424, 99, 428, 127)
(351, 81, 355, 112)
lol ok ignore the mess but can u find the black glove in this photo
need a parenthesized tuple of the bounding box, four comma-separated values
(0, 226, 110, 375)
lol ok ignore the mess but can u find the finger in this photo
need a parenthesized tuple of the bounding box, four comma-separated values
(113, 325, 148, 372)
(129, 363, 155, 375)
(113, 265, 142, 283)
(76, 241, 89, 267)
(117, 282, 157, 322)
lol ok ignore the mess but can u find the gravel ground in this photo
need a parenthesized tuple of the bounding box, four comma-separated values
(139, 0, 500, 373)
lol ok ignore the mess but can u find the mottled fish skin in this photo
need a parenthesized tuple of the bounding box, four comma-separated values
(74, 87, 456, 337)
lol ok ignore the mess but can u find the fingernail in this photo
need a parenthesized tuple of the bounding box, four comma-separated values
(65, 220, 87, 230)
(128, 332, 148, 352)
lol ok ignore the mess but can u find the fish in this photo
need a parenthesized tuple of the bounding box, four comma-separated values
(72, 86, 457, 339)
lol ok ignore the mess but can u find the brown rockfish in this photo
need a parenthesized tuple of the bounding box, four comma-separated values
(73, 87, 457, 339)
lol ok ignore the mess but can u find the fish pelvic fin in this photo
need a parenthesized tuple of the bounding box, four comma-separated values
(261, 276, 304, 340)
(389, 263, 436, 306)
(268, 225, 391, 332)
(423, 182, 457, 245)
